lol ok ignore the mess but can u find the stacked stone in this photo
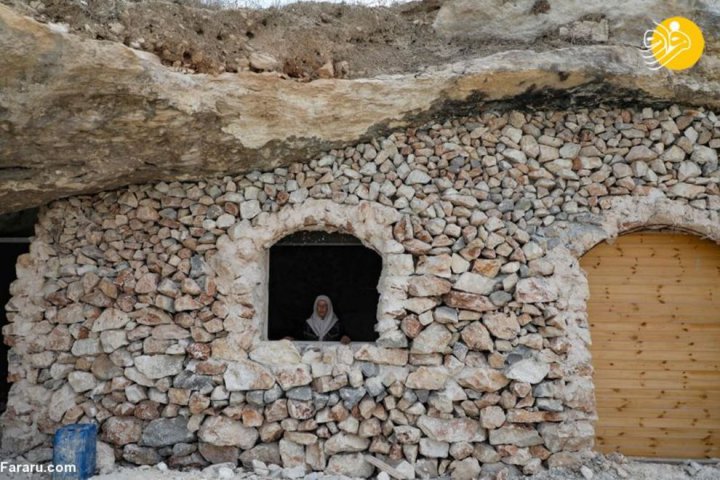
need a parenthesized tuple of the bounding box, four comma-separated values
(1, 105, 718, 478)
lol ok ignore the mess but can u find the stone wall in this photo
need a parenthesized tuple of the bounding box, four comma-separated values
(2, 105, 719, 478)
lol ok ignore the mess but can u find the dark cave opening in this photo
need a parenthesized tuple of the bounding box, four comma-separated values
(0, 241, 29, 412)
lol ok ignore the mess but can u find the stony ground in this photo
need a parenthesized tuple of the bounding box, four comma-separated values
(83, 456, 720, 480)
(1, 454, 719, 480)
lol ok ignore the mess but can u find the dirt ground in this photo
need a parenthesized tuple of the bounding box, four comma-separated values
(1, 454, 719, 480)
(0, 0, 564, 79)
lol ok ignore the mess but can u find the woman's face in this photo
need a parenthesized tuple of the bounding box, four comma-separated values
(316, 299, 328, 318)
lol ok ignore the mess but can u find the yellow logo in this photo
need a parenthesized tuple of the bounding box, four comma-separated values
(642, 16, 704, 71)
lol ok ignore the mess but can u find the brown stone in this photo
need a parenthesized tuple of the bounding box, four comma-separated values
(408, 275, 453, 297)
(461, 322, 493, 351)
(102, 417, 142, 446)
(456, 367, 510, 392)
(443, 291, 497, 312)
(483, 312, 521, 340)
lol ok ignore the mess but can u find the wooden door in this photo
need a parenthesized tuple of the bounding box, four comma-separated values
(581, 231, 720, 458)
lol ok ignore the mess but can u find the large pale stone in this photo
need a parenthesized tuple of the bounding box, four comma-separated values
(405, 366, 449, 390)
(488, 425, 543, 447)
(279, 439, 305, 468)
(450, 457, 481, 480)
(96, 441, 115, 474)
(443, 291, 497, 312)
(671, 183, 705, 199)
(480, 406, 506, 429)
(483, 312, 521, 340)
(626, 145, 657, 161)
(419, 438, 449, 458)
(538, 421, 595, 452)
(71, 339, 101, 357)
(326, 453, 374, 478)
(393, 426, 422, 444)
(691, 145, 718, 164)
(456, 367, 510, 392)
(416, 254, 452, 278)
(48, 385, 76, 422)
(134, 307, 172, 326)
(68, 371, 97, 393)
(325, 433, 370, 454)
(249, 340, 301, 366)
(134, 355, 184, 379)
(199, 416, 259, 449)
(102, 417, 142, 446)
(212, 334, 252, 362)
(434, 306, 459, 324)
(460, 322, 493, 351)
(56, 304, 85, 324)
(224, 360, 275, 391)
(404, 297, 439, 314)
(239, 443, 281, 468)
(354, 345, 408, 366)
(408, 275, 452, 297)
(515, 278, 559, 303)
(92, 308, 130, 332)
(454, 273, 496, 295)
(411, 323, 452, 354)
(141, 417, 194, 447)
(417, 416, 486, 443)
(274, 364, 312, 390)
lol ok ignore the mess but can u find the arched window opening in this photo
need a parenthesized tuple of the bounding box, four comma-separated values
(267, 231, 382, 342)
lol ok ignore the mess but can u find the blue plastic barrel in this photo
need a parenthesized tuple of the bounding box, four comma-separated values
(52, 423, 97, 480)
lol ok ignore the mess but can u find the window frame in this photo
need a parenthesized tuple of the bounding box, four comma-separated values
(211, 199, 409, 350)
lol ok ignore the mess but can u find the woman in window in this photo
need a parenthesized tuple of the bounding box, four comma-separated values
(303, 295, 351, 344)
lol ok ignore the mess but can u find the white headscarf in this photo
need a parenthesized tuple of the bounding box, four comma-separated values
(306, 295, 339, 341)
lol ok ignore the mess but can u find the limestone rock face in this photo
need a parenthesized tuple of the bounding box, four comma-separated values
(505, 358, 551, 384)
(434, 0, 718, 45)
(1, 4, 719, 213)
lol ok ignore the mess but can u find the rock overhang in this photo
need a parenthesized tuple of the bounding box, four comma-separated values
(1, 3, 719, 214)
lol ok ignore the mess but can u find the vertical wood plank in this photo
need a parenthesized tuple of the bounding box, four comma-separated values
(581, 232, 720, 458)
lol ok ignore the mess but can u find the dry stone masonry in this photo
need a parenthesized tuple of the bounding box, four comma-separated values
(2, 105, 719, 479)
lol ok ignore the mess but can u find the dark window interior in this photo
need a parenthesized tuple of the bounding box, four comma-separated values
(268, 231, 381, 342)
(0, 208, 35, 413)
(0, 242, 29, 412)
